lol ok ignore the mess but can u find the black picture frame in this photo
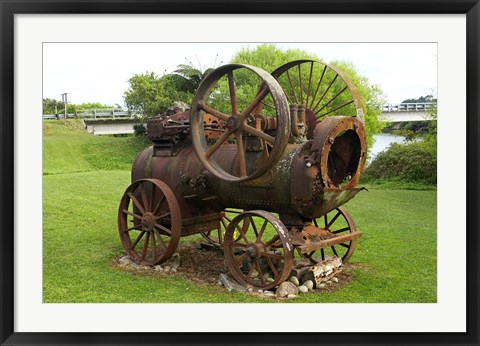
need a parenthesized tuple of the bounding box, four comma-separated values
(1, 1, 479, 345)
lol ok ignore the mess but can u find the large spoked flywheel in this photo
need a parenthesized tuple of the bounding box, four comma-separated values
(190, 64, 291, 183)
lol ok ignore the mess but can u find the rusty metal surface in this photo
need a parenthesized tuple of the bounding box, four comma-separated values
(291, 224, 362, 254)
(310, 116, 367, 189)
(119, 60, 369, 288)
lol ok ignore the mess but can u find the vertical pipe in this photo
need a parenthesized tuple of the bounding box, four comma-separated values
(297, 104, 306, 137)
(290, 104, 299, 137)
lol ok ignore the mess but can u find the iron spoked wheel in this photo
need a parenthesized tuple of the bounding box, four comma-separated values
(224, 210, 294, 290)
(304, 207, 358, 264)
(201, 209, 244, 246)
(118, 179, 181, 266)
(256, 60, 365, 139)
(190, 64, 290, 182)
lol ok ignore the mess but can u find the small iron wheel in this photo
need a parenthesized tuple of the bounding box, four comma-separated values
(255, 60, 365, 139)
(304, 207, 358, 263)
(118, 179, 181, 266)
(223, 210, 294, 290)
(201, 209, 244, 246)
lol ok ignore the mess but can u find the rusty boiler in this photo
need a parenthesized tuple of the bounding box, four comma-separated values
(118, 60, 367, 290)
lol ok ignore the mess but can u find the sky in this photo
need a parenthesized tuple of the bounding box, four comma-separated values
(42, 42, 437, 107)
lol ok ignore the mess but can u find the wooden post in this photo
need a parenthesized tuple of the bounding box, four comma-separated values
(301, 257, 343, 288)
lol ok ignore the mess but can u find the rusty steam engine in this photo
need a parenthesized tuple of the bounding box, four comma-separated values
(118, 60, 367, 289)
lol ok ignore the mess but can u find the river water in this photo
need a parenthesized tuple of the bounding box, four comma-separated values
(368, 133, 406, 164)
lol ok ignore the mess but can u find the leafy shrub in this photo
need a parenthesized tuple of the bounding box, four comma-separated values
(133, 123, 147, 136)
(363, 140, 437, 185)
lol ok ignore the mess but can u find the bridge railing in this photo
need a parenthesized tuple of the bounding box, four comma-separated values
(75, 108, 142, 119)
(43, 108, 143, 119)
(382, 102, 435, 112)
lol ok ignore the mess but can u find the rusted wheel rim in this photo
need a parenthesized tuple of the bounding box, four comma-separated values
(118, 179, 181, 266)
(255, 60, 365, 139)
(223, 210, 294, 290)
(304, 207, 358, 263)
(190, 64, 290, 182)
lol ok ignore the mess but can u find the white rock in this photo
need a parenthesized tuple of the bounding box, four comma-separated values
(303, 280, 314, 290)
(287, 294, 297, 299)
(164, 266, 170, 272)
(298, 285, 308, 293)
(247, 287, 254, 293)
(171, 267, 177, 273)
(118, 256, 131, 265)
(154, 265, 164, 271)
(289, 276, 300, 286)
(257, 290, 263, 294)
(263, 291, 275, 296)
(331, 277, 339, 283)
(266, 277, 275, 283)
(318, 283, 326, 288)
(275, 281, 299, 298)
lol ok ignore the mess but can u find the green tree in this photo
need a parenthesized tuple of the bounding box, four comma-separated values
(123, 72, 192, 117)
(172, 63, 214, 94)
(43, 99, 118, 115)
(66, 102, 116, 115)
(230, 44, 319, 71)
(402, 95, 436, 103)
(43, 98, 64, 114)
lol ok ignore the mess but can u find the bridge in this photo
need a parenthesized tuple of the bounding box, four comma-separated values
(42, 108, 139, 120)
(379, 102, 434, 122)
(42, 103, 435, 135)
(42, 108, 144, 135)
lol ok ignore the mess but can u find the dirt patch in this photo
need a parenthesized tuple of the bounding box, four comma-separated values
(112, 242, 355, 293)
(175, 243, 227, 285)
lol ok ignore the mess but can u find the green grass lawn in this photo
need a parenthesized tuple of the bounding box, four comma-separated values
(43, 120, 150, 174)
(43, 120, 437, 303)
